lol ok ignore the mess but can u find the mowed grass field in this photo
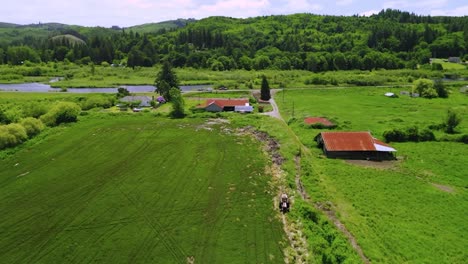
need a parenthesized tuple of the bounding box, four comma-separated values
(0, 114, 285, 263)
(276, 88, 467, 263)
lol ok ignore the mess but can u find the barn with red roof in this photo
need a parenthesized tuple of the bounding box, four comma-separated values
(203, 99, 251, 112)
(315, 131, 396, 160)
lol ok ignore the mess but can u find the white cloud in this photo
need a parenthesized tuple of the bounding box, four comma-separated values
(184, 0, 270, 19)
(360, 9, 379, 16)
(431, 5, 468, 16)
(269, 0, 322, 14)
(383, 0, 448, 10)
(336, 0, 354, 6)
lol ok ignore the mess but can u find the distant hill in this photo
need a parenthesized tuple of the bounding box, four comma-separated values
(0, 22, 19, 28)
(127, 18, 196, 33)
(50, 34, 86, 46)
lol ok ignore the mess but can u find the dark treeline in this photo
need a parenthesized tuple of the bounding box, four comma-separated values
(0, 9, 467, 71)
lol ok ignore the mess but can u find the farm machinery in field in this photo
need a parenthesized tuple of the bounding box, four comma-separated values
(279, 193, 290, 213)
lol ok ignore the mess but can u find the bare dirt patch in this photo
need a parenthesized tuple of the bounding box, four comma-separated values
(431, 183, 455, 193)
(346, 159, 399, 169)
(237, 126, 284, 165)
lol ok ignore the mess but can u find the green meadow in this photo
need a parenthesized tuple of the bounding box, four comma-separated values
(275, 87, 468, 263)
(0, 114, 285, 263)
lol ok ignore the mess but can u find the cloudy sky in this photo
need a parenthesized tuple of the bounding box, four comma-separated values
(2, 0, 467, 27)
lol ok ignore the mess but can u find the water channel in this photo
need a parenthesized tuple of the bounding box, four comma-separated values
(0, 83, 212, 93)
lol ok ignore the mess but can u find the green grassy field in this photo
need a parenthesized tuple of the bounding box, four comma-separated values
(0, 114, 285, 263)
(275, 87, 468, 263)
(2, 63, 465, 89)
(431, 59, 467, 70)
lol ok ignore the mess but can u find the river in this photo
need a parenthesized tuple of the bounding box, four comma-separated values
(0, 83, 212, 93)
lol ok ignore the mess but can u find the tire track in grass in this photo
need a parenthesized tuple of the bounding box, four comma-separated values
(116, 181, 186, 262)
(108, 126, 187, 263)
(198, 134, 232, 263)
(24, 124, 165, 263)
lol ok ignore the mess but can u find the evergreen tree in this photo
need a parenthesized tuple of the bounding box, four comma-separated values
(434, 79, 448, 98)
(155, 61, 179, 101)
(260, 75, 271, 101)
(445, 109, 461, 134)
(169, 87, 185, 118)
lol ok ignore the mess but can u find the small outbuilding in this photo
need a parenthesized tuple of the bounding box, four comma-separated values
(120, 96, 153, 107)
(315, 131, 396, 160)
(304, 117, 335, 127)
(234, 105, 254, 113)
(448, 57, 461, 63)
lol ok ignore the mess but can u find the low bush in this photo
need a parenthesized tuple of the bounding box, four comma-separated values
(22, 102, 49, 118)
(20, 117, 45, 137)
(458, 134, 468, 144)
(80, 96, 115, 110)
(40, 102, 81, 126)
(0, 123, 28, 150)
(383, 126, 436, 142)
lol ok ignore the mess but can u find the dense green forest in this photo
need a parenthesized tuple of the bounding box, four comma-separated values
(1, 9, 467, 71)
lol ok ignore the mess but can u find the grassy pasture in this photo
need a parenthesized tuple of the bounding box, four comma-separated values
(275, 87, 467, 263)
(431, 59, 467, 70)
(0, 114, 285, 263)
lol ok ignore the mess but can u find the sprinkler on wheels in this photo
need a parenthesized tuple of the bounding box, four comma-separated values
(279, 193, 290, 213)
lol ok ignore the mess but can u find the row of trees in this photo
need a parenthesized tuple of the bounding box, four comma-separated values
(1, 10, 467, 71)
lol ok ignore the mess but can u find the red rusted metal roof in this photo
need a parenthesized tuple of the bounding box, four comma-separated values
(205, 99, 249, 108)
(320, 132, 379, 151)
(304, 117, 334, 126)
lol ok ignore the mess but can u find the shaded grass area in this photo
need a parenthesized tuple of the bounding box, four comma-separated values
(275, 88, 468, 263)
(0, 115, 285, 263)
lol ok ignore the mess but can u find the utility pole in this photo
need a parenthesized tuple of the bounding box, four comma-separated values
(292, 101, 295, 118)
(282, 87, 284, 104)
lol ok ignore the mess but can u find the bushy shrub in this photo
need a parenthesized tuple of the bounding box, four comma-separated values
(40, 102, 81, 126)
(2, 109, 22, 124)
(406, 126, 419, 142)
(419, 129, 436, 142)
(458, 134, 468, 144)
(383, 127, 436, 142)
(0, 123, 28, 150)
(22, 102, 48, 118)
(80, 96, 114, 110)
(383, 128, 407, 142)
(431, 63, 443, 71)
(20, 117, 45, 137)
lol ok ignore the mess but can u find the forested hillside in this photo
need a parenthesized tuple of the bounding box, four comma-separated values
(0, 9, 467, 71)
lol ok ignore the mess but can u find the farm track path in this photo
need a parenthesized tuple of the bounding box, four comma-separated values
(265, 93, 371, 264)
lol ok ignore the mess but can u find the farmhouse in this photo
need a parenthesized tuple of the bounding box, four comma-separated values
(203, 99, 250, 112)
(448, 57, 461, 63)
(304, 117, 335, 127)
(460, 86, 468, 94)
(120, 96, 153, 107)
(315, 131, 396, 160)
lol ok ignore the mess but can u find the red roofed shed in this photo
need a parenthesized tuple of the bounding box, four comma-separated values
(315, 131, 396, 160)
(304, 117, 335, 127)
